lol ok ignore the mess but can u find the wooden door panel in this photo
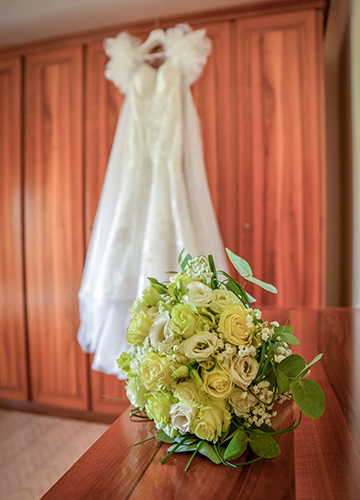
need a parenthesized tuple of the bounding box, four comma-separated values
(24, 46, 88, 409)
(236, 10, 326, 306)
(85, 39, 128, 414)
(191, 21, 236, 258)
(0, 57, 29, 401)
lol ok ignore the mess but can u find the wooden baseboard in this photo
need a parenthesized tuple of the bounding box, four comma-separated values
(0, 398, 130, 424)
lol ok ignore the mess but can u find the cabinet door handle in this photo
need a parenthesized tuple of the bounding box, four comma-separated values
(243, 222, 250, 229)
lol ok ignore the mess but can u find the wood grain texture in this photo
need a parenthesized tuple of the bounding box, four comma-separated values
(290, 309, 360, 500)
(0, 56, 29, 401)
(236, 10, 326, 307)
(24, 46, 88, 409)
(41, 309, 360, 500)
(192, 21, 236, 254)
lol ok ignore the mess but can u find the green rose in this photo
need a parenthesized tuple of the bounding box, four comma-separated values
(126, 311, 153, 345)
(117, 352, 132, 375)
(138, 352, 172, 391)
(126, 377, 148, 409)
(168, 273, 193, 301)
(170, 303, 200, 339)
(142, 285, 161, 307)
(128, 298, 150, 316)
(197, 307, 216, 331)
(146, 390, 174, 427)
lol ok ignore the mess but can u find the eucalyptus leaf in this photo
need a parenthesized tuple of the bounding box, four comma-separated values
(248, 432, 281, 458)
(274, 325, 294, 334)
(275, 369, 290, 394)
(275, 332, 300, 346)
(246, 276, 278, 294)
(224, 430, 248, 461)
(290, 378, 325, 419)
(226, 248, 253, 278)
(277, 354, 306, 379)
(293, 353, 324, 382)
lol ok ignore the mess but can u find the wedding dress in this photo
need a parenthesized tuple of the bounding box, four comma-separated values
(77, 24, 228, 377)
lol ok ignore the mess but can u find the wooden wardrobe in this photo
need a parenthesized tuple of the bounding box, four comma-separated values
(0, 0, 327, 419)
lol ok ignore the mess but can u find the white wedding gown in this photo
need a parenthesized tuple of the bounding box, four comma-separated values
(78, 24, 228, 377)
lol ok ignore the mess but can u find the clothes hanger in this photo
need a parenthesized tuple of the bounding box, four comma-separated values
(141, 20, 166, 60)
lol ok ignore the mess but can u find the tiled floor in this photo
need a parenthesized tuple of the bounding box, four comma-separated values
(0, 409, 110, 500)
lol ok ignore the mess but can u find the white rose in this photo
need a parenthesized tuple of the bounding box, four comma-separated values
(210, 289, 240, 313)
(180, 332, 219, 361)
(184, 282, 212, 307)
(228, 387, 257, 418)
(149, 312, 176, 348)
(230, 356, 259, 389)
(170, 403, 199, 434)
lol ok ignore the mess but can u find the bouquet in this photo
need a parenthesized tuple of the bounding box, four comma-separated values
(118, 249, 325, 470)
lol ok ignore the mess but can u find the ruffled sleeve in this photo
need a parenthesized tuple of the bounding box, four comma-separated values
(104, 32, 143, 93)
(164, 24, 212, 86)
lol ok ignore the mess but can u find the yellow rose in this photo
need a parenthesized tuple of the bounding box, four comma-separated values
(126, 311, 153, 345)
(218, 304, 253, 347)
(201, 364, 233, 399)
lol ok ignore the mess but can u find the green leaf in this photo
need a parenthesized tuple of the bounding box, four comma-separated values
(277, 354, 306, 379)
(179, 252, 192, 272)
(290, 378, 325, 419)
(274, 332, 300, 346)
(168, 443, 198, 453)
(246, 276, 278, 294)
(224, 430, 248, 461)
(274, 325, 294, 334)
(199, 442, 223, 464)
(275, 369, 290, 394)
(293, 353, 324, 382)
(248, 432, 281, 458)
(225, 249, 277, 294)
(226, 248, 253, 278)
(256, 423, 276, 434)
(147, 277, 167, 294)
(155, 432, 176, 443)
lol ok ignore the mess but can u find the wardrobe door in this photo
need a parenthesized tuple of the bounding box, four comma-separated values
(191, 21, 237, 257)
(24, 46, 88, 409)
(85, 40, 127, 414)
(235, 10, 326, 307)
(0, 57, 29, 402)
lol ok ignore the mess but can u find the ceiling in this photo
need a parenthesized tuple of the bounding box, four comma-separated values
(0, 0, 275, 47)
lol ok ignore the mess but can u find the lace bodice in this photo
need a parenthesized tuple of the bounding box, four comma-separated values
(104, 24, 212, 92)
